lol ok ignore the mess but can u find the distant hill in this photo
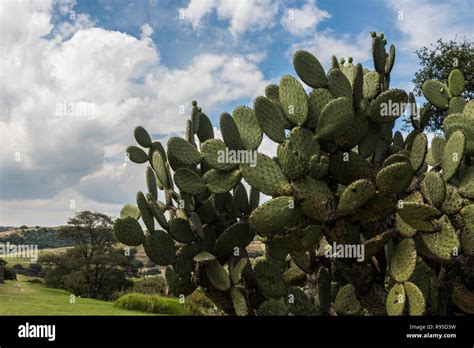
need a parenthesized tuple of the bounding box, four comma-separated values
(0, 226, 75, 249)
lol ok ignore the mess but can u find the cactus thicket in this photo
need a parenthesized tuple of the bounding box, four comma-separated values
(115, 32, 474, 316)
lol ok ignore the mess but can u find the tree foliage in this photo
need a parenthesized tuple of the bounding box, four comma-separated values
(409, 38, 473, 132)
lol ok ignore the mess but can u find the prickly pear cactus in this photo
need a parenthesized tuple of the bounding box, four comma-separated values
(115, 32, 473, 316)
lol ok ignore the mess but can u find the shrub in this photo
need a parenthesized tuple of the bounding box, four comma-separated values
(114, 293, 196, 315)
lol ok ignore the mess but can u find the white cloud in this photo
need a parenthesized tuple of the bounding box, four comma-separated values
(140, 23, 154, 39)
(281, 0, 330, 37)
(290, 29, 372, 67)
(179, 0, 279, 37)
(388, 0, 473, 51)
(0, 0, 269, 225)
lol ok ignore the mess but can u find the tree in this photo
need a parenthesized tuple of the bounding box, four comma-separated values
(40, 211, 143, 300)
(409, 38, 473, 132)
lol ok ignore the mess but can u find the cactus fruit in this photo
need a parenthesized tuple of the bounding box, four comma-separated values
(115, 32, 473, 316)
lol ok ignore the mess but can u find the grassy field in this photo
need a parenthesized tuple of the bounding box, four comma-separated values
(0, 276, 156, 316)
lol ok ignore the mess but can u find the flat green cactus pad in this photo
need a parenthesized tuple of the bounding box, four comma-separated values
(120, 203, 140, 220)
(250, 196, 302, 236)
(333, 284, 361, 315)
(253, 96, 286, 143)
(114, 217, 145, 246)
(241, 153, 292, 196)
(422, 80, 449, 109)
(193, 251, 216, 263)
(452, 279, 474, 314)
(288, 126, 320, 159)
(265, 84, 279, 101)
(174, 168, 207, 195)
(134, 126, 152, 148)
(431, 136, 446, 164)
(203, 169, 241, 193)
(442, 130, 466, 181)
(213, 222, 251, 257)
(254, 259, 288, 299)
(386, 283, 406, 316)
(307, 88, 333, 129)
(230, 258, 248, 285)
(169, 218, 196, 243)
(441, 184, 464, 215)
(220, 112, 243, 150)
(449, 97, 466, 114)
(390, 238, 417, 282)
(279, 75, 309, 126)
(396, 213, 417, 238)
(231, 286, 248, 316)
(175, 243, 200, 277)
(196, 112, 214, 143)
(382, 153, 410, 168)
(460, 205, 474, 230)
(448, 69, 465, 97)
(421, 171, 446, 207)
(316, 266, 331, 312)
(167, 136, 201, 166)
(458, 166, 474, 199)
(362, 71, 381, 100)
(257, 298, 289, 316)
(232, 106, 263, 150)
(205, 260, 231, 291)
(376, 162, 414, 195)
(327, 68, 352, 98)
(419, 217, 460, 262)
(286, 287, 321, 315)
(353, 195, 396, 222)
(409, 133, 427, 172)
(145, 166, 158, 200)
(386, 44, 396, 74)
(372, 36, 386, 74)
(136, 191, 154, 232)
(397, 202, 441, 232)
(315, 97, 353, 141)
(363, 229, 395, 258)
(293, 177, 335, 222)
(152, 151, 171, 189)
(143, 230, 176, 266)
(403, 281, 426, 316)
(337, 179, 376, 216)
(278, 142, 307, 180)
(201, 139, 237, 171)
(443, 114, 474, 156)
(329, 151, 373, 185)
(293, 50, 327, 88)
(147, 198, 169, 230)
(126, 145, 149, 164)
(368, 89, 408, 123)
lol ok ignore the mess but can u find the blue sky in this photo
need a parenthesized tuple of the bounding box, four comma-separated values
(0, 0, 472, 225)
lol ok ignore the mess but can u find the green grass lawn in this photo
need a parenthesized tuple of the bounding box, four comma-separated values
(0, 276, 157, 316)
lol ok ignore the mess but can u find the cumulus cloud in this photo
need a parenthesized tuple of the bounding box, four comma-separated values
(387, 0, 473, 51)
(289, 29, 372, 67)
(0, 0, 269, 225)
(281, 0, 330, 37)
(179, 0, 279, 37)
